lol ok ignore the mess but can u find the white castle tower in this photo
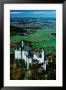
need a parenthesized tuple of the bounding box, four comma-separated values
(41, 49, 45, 62)
(22, 41, 24, 47)
(15, 49, 21, 59)
(33, 49, 45, 63)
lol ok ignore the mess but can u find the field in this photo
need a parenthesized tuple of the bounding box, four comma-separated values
(10, 28, 56, 55)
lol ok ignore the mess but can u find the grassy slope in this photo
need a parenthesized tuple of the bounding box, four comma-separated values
(11, 28, 55, 41)
(10, 28, 56, 55)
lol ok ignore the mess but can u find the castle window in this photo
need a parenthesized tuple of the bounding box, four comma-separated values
(39, 54, 42, 58)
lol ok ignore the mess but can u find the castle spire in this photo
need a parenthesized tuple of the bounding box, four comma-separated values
(22, 41, 23, 47)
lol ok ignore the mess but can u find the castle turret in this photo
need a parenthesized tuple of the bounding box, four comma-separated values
(41, 49, 45, 62)
(22, 41, 24, 47)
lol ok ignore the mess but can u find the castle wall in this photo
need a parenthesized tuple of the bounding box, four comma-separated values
(15, 50, 21, 59)
(15, 49, 45, 63)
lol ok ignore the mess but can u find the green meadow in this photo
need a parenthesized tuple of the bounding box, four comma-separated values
(10, 28, 56, 55)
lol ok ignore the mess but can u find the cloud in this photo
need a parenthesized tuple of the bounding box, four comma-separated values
(10, 10, 56, 15)
(10, 11, 24, 14)
(30, 11, 46, 14)
(31, 11, 56, 15)
(10, 10, 56, 18)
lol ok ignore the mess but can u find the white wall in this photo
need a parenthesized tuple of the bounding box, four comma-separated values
(15, 50, 21, 59)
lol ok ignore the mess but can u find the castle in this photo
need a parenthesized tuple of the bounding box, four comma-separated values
(15, 41, 47, 70)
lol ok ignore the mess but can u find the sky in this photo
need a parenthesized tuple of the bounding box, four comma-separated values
(10, 10, 56, 18)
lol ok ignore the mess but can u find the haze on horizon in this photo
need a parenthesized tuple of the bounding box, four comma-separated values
(10, 10, 56, 18)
